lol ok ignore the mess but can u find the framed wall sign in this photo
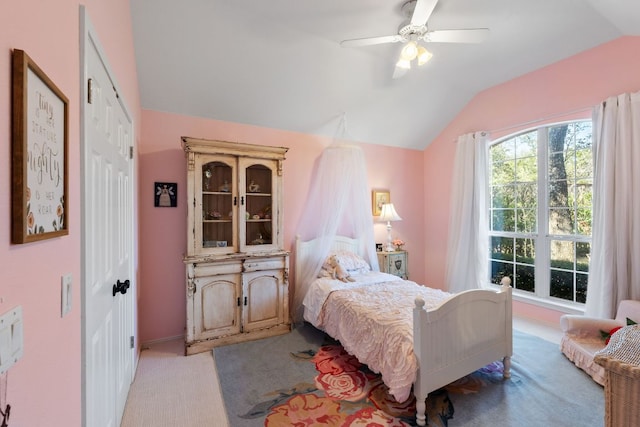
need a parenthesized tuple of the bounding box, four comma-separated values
(372, 189, 390, 216)
(11, 49, 69, 243)
(155, 182, 177, 207)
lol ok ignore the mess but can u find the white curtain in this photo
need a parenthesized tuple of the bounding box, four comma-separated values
(585, 91, 640, 318)
(445, 131, 490, 292)
(292, 144, 378, 323)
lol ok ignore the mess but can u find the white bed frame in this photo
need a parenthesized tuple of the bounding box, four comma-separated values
(295, 235, 512, 426)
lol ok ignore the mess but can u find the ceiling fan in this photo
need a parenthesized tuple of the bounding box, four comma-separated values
(340, 0, 489, 78)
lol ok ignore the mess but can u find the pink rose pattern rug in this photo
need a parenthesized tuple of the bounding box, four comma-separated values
(240, 342, 505, 426)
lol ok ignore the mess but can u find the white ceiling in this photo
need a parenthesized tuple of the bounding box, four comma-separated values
(130, 0, 640, 150)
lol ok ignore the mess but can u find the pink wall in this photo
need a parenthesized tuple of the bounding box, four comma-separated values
(1, 3, 634, 423)
(138, 110, 425, 342)
(0, 2, 140, 426)
(423, 36, 640, 324)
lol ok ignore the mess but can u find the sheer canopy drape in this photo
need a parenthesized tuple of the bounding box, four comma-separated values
(585, 91, 640, 318)
(445, 131, 490, 292)
(292, 144, 378, 323)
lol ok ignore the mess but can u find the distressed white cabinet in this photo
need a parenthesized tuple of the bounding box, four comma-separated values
(182, 137, 290, 354)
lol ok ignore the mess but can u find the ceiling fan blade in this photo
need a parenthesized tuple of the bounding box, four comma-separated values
(410, 0, 439, 26)
(340, 34, 403, 47)
(424, 28, 490, 43)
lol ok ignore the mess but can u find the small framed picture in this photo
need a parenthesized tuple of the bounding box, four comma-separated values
(372, 190, 390, 216)
(155, 182, 177, 207)
(376, 243, 383, 252)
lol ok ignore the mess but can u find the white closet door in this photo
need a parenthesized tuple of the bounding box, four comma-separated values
(82, 10, 136, 427)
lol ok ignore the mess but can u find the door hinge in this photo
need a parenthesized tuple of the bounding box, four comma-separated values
(87, 78, 93, 104)
(129, 146, 134, 159)
(130, 336, 135, 349)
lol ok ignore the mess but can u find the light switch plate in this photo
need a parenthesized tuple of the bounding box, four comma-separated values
(61, 273, 72, 317)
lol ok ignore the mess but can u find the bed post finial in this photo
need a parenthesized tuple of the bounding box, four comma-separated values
(414, 296, 425, 309)
(500, 276, 511, 290)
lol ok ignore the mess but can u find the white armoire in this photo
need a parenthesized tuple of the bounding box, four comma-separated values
(182, 137, 290, 355)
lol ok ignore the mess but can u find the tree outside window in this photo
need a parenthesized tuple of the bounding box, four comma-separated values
(489, 121, 592, 304)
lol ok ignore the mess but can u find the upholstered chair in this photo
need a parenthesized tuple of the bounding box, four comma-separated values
(560, 300, 640, 385)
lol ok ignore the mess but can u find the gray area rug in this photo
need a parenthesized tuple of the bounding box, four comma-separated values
(214, 324, 604, 426)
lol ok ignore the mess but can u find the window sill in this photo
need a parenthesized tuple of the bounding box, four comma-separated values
(512, 291, 585, 315)
(488, 283, 585, 315)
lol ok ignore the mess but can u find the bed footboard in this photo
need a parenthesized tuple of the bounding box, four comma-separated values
(412, 279, 512, 426)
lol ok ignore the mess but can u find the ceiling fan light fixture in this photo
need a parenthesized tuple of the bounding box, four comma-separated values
(396, 58, 412, 70)
(417, 45, 433, 65)
(400, 41, 419, 61)
(339, 0, 488, 78)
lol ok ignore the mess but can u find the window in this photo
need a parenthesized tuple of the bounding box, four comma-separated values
(489, 121, 593, 304)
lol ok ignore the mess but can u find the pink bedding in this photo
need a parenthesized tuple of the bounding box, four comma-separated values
(314, 278, 452, 403)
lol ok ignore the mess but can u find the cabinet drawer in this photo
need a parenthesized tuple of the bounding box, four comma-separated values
(244, 257, 287, 272)
(193, 260, 242, 277)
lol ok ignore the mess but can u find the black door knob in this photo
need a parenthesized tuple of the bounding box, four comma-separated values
(112, 279, 130, 296)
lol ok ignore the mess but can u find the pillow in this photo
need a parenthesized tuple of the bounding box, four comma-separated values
(329, 251, 371, 273)
(316, 251, 371, 278)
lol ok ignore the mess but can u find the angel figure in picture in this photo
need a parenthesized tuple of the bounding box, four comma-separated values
(156, 183, 175, 207)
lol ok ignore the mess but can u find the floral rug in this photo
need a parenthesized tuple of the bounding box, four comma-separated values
(215, 324, 604, 427)
(231, 335, 505, 426)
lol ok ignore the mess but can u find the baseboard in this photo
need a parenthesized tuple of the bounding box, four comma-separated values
(141, 334, 184, 349)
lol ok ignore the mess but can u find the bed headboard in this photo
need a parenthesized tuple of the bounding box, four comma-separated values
(294, 235, 362, 278)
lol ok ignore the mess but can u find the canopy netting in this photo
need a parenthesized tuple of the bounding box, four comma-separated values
(292, 142, 378, 323)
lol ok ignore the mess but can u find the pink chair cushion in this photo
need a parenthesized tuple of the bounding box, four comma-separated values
(560, 335, 606, 385)
(560, 300, 640, 385)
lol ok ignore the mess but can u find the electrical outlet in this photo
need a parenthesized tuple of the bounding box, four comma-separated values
(0, 306, 23, 374)
(61, 274, 72, 317)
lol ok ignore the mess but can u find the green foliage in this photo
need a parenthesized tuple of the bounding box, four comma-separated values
(489, 121, 593, 303)
(490, 122, 593, 237)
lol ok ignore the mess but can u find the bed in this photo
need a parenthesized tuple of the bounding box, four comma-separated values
(295, 235, 513, 426)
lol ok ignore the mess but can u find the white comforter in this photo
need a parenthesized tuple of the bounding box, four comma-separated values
(302, 272, 452, 403)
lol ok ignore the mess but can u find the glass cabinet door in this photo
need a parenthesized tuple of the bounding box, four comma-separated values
(241, 159, 277, 252)
(197, 157, 236, 253)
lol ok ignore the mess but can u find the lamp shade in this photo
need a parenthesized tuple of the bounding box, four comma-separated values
(397, 41, 433, 72)
(417, 45, 433, 65)
(395, 58, 411, 70)
(400, 41, 418, 61)
(379, 203, 402, 222)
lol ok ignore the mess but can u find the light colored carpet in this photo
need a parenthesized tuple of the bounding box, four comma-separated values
(121, 339, 229, 427)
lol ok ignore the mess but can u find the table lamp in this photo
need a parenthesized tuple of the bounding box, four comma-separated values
(379, 203, 402, 252)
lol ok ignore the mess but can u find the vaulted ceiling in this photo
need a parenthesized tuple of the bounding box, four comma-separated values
(130, 0, 640, 150)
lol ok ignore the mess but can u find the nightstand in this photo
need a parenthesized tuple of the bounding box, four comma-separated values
(377, 250, 408, 279)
